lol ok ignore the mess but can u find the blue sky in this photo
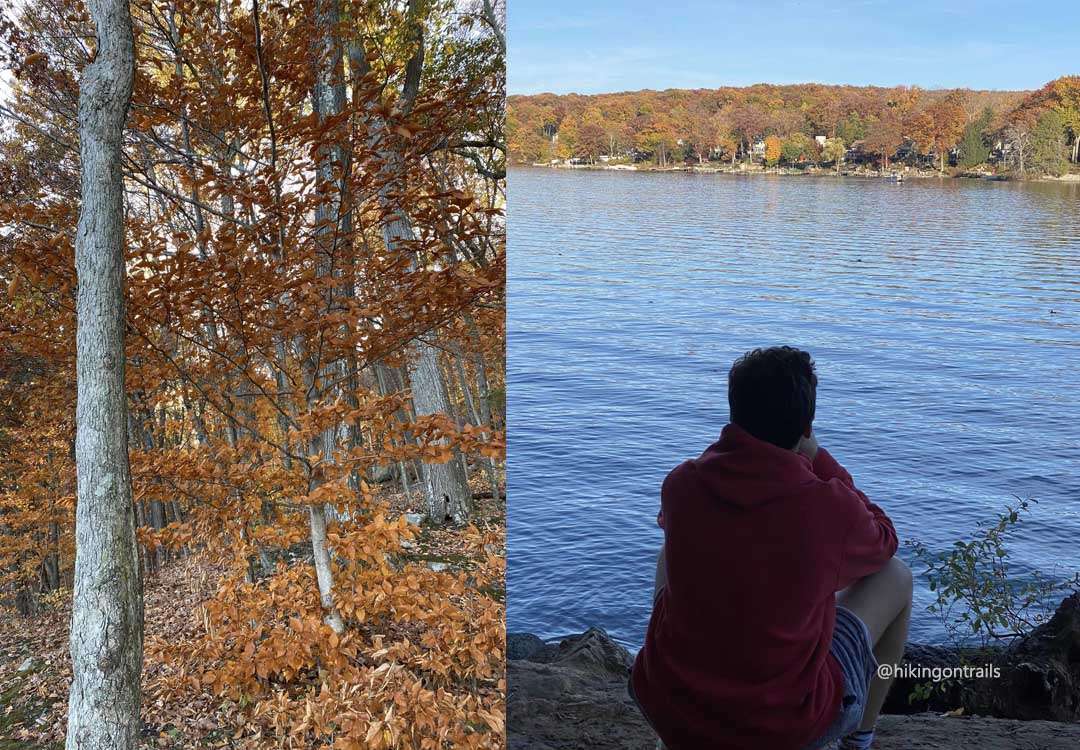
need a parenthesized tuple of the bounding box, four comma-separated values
(509, 1, 1080, 95)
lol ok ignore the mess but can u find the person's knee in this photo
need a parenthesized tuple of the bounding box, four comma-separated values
(838, 557, 913, 643)
(886, 556, 913, 607)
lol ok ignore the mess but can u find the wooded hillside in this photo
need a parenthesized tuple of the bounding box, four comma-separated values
(509, 78, 1080, 174)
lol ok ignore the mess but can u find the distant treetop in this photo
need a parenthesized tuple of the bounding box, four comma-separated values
(509, 78, 1080, 175)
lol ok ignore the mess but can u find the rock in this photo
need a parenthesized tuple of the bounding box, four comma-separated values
(511, 627, 632, 671)
(542, 627, 633, 675)
(400, 540, 415, 550)
(508, 628, 651, 750)
(404, 512, 423, 526)
(991, 591, 1080, 721)
(508, 625, 1080, 750)
(885, 593, 1080, 721)
(507, 632, 548, 661)
(427, 561, 448, 572)
(17, 656, 36, 672)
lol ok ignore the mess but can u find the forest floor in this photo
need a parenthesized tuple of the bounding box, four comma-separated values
(0, 476, 504, 749)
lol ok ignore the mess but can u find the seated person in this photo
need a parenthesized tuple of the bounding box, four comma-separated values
(630, 346, 912, 750)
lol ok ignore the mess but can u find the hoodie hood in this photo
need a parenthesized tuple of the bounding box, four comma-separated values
(689, 423, 816, 509)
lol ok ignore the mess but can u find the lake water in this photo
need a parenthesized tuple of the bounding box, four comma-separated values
(507, 167, 1080, 648)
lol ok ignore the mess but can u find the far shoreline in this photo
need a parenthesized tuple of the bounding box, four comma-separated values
(510, 161, 1080, 184)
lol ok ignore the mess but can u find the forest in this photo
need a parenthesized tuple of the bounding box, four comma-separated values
(0, 0, 505, 748)
(508, 77, 1080, 175)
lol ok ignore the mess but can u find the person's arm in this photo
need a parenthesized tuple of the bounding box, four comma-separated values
(654, 463, 686, 600)
(804, 439, 899, 589)
(835, 489, 898, 589)
(809, 444, 858, 489)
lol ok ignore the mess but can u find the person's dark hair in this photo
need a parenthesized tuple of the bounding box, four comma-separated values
(728, 346, 817, 449)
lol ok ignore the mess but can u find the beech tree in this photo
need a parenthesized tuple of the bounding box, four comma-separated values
(65, 0, 143, 748)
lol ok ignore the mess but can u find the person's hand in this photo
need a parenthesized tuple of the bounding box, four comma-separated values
(796, 431, 819, 462)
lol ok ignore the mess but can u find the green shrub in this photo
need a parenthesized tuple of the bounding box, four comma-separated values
(908, 498, 1080, 647)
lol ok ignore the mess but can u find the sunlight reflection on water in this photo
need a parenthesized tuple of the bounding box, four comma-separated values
(508, 169, 1080, 648)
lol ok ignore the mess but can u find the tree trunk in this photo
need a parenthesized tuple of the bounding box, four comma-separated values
(43, 522, 61, 591)
(303, 0, 347, 634)
(133, 499, 151, 578)
(459, 319, 501, 503)
(308, 503, 345, 633)
(404, 325, 471, 524)
(66, 0, 143, 747)
(133, 409, 167, 570)
(348, 19, 472, 525)
(372, 362, 415, 499)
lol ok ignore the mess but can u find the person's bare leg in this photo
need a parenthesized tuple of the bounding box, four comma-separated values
(654, 543, 667, 599)
(858, 599, 911, 730)
(836, 556, 913, 731)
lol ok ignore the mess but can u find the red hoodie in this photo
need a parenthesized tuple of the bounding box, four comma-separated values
(631, 424, 898, 750)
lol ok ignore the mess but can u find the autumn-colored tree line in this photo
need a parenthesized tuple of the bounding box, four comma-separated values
(0, 0, 505, 747)
(509, 77, 1080, 175)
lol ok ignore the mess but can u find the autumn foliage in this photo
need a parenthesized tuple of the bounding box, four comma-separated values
(0, 0, 505, 747)
(509, 78, 1080, 173)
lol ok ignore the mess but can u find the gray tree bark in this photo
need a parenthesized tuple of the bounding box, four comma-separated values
(401, 325, 471, 524)
(378, 206, 472, 525)
(373, 362, 416, 500)
(303, 0, 348, 634)
(65, 0, 143, 748)
(452, 341, 500, 503)
(347, 3, 472, 524)
(44, 521, 61, 591)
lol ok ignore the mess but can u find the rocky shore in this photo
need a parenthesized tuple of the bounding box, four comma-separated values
(516, 161, 1080, 182)
(508, 594, 1080, 749)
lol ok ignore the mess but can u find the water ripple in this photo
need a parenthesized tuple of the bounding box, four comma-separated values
(507, 169, 1080, 648)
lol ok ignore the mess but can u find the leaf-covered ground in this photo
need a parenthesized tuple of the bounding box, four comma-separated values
(1, 482, 505, 749)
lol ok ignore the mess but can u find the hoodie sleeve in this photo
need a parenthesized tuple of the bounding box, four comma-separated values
(811, 447, 856, 487)
(814, 448, 899, 589)
(656, 462, 686, 530)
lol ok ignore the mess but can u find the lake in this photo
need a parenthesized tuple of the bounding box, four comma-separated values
(507, 167, 1080, 648)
